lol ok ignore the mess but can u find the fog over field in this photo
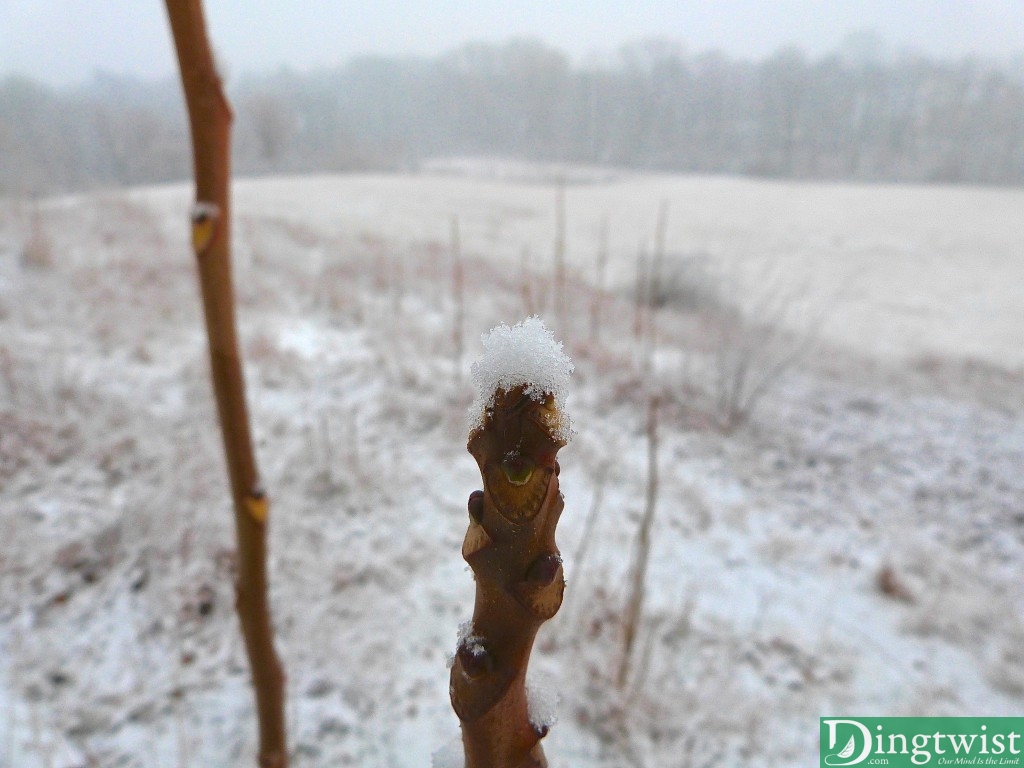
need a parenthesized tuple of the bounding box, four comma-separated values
(5, 2, 1023, 87)
(5, 41, 1024, 195)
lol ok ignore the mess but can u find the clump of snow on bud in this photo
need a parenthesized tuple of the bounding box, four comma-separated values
(468, 316, 574, 443)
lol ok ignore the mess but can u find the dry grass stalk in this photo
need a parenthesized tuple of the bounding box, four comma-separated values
(571, 470, 606, 590)
(589, 214, 609, 344)
(649, 200, 669, 302)
(163, 2, 287, 765)
(552, 177, 566, 329)
(20, 201, 53, 269)
(451, 384, 570, 768)
(632, 242, 649, 354)
(520, 246, 543, 317)
(618, 394, 660, 689)
(451, 215, 465, 385)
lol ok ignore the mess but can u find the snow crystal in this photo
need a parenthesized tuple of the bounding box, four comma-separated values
(526, 678, 560, 731)
(448, 620, 486, 669)
(430, 737, 465, 768)
(456, 619, 475, 645)
(456, 620, 487, 657)
(468, 316, 574, 442)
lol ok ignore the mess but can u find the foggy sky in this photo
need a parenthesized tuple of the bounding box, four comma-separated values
(2, 0, 1023, 87)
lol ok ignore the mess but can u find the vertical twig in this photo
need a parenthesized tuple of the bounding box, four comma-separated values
(632, 241, 649, 358)
(643, 201, 668, 375)
(589, 214, 609, 345)
(451, 215, 464, 386)
(649, 199, 669, 305)
(163, 2, 288, 766)
(552, 176, 566, 329)
(521, 245, 539, 316)
(318, 413, 334, 487)
(618, 395, 660, 689)
(20, 198, 53, 269)
(628, 614, 664, 703)
(571, 471, 606, 590)
(559, 471, 606, 631)
(391, 248, 404, 317)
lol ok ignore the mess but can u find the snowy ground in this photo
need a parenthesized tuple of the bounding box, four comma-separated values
(0, 168, 1022, 767)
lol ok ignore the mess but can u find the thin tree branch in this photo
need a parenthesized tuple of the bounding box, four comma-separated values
(163, 2, 287, 766)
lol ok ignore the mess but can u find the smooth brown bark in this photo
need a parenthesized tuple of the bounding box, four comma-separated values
(451, 386, 569, 768)
(163, 2, 287, 766)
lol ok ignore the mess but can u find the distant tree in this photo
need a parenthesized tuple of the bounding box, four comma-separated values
(755, 48, 807, 176)
(5, 39, 1024, 192)
(243, 91, 293, 169)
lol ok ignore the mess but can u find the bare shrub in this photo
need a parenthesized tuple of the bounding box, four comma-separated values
(646, 252, 725, 315)
(649, 254, 818, 431)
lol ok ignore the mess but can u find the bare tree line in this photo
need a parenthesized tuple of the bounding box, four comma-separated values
(2, 37, 1023, 194)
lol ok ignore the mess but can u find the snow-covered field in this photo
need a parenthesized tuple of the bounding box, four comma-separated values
(1, 168, 1021, 767)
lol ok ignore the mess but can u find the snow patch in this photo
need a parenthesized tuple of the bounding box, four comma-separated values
(468, 316, 574, 442)
(430, 737, 464, 768)
(526, 677, 560, 732)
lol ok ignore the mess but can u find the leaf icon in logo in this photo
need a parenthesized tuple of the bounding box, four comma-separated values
(823, 719, 872, 765)
(837, 735, 856, 759)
